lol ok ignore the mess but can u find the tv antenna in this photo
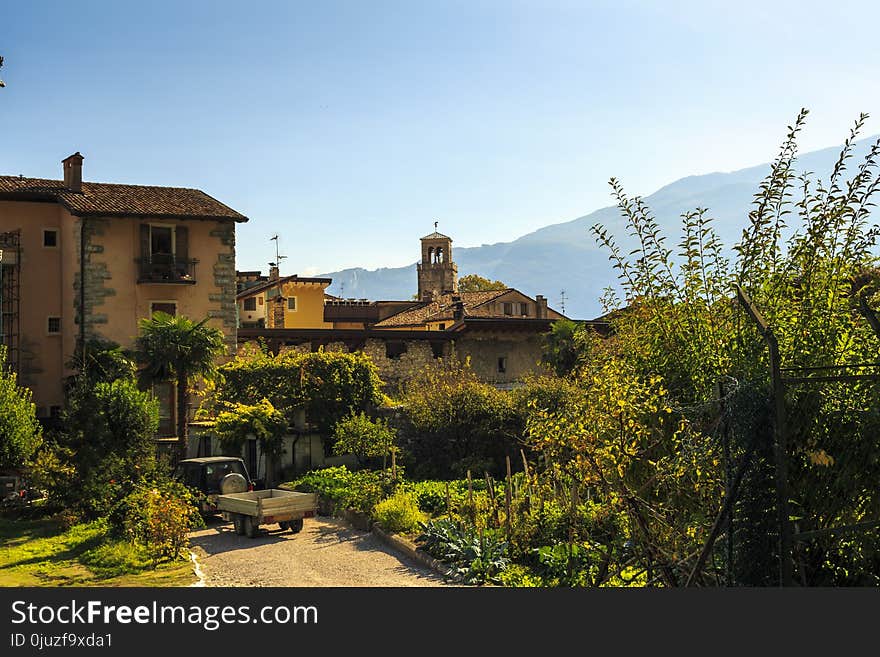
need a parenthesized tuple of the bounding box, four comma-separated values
(560, 290, 566, 315)
(270, 235, 287, 271)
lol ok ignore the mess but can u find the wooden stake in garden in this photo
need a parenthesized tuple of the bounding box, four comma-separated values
(467, 470, 475, 522)
(568, 482, 580, 580)
(505, 456, 513, 541)
(485, 472, 499, 528)
(520, 448, 532, 499)
(445, 481, 452, 518)
(391, 450, 397, 482)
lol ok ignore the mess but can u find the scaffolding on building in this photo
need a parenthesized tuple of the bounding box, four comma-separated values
(0, 230, 22, 374)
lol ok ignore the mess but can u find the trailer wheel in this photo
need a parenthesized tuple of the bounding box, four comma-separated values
(243, 516, 259, 538)
(289, 518, 304, 534)
(233, 514, 245, 535)
(278, 521, 290, 531)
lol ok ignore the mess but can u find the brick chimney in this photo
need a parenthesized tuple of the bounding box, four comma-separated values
(62, 152, 83, 193)
(452, 297, 465, 321)
(268, 264, 280, 281)
(535, 295, 548, 319)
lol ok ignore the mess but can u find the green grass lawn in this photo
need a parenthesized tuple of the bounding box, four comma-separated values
(0, 516, 197, 587)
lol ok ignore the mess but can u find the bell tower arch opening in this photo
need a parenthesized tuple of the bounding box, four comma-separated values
(416, 223, 458, 302)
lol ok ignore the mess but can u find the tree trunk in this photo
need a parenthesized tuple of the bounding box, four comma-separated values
(265, 449, 276, 488)
(176, 373, 189, 462)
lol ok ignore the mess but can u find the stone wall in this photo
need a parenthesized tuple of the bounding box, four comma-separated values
(453, 333, 549, 384)
(209, 222, 238, 353)
(74, 217, 114, 342)
(266, 332, 549, 391)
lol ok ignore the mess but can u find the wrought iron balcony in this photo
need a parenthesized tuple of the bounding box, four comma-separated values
(136, 255, 198, 284)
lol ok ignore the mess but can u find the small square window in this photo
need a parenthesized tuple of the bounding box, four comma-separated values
(43, 229, 58, 248)
(243, 297, 257, 311)
(502, 302, 513, 316)
(438, 323, 446, 330)
(287, 297, 297, 311)
(47, 317, 61, 334)
(151, 302, 176, 317)
(385, 341, 408, 360)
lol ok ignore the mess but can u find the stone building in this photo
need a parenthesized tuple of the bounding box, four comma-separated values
(0, 152, 247, 432)
(416, 228, 458, 301)
(237, 227, 581, 389)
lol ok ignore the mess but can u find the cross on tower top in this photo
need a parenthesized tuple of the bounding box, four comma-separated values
(434, 220, 438, 231)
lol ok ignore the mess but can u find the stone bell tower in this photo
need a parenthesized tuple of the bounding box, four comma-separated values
(417, 223, 458, 302)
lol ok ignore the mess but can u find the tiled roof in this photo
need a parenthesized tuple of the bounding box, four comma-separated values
(374, 289, 511, 327)
(421, 231, 451, 240)
(236, 275, 332, 299)
(0, 175, 248, 221)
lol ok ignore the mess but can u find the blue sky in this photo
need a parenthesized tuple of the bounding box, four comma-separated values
(2, 0, 879, 275)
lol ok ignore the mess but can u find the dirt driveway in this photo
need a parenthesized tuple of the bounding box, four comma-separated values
(188, 516, 449, 587)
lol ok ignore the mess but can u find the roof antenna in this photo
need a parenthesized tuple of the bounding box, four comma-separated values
(270, 234, 287, 272)
(560, 290, 566, 315)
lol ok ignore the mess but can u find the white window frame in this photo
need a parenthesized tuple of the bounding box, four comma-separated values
(287, 296, 297, 311)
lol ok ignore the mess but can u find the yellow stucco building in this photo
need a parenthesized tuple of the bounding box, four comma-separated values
(236, 269, 333, 329)
(0, 152, 248, 432)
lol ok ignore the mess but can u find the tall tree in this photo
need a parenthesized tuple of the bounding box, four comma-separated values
(135, 313, 226, 461)
(458, 274, 507, 292)
(0, 346, 41, 470)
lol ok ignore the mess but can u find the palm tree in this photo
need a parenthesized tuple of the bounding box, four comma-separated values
(135, 312, 226, 461)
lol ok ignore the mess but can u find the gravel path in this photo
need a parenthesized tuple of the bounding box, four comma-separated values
(188, 516, 449, 587)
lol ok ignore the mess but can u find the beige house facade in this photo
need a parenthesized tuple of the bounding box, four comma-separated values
(0, 152, 247, 430)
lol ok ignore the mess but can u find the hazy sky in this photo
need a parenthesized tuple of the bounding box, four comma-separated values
(3, 0, 879, 275)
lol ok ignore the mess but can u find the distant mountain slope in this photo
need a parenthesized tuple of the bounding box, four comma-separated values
(321, 136, 878, 319)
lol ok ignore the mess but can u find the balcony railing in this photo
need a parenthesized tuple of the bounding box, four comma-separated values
(136, 256, 198, 284)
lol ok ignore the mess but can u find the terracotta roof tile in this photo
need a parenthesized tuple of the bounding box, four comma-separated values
(373, 289, 513, 327)
(236, 275, 332, 299)
(0, 175, 247, 221)
(421, 231, 452, 240)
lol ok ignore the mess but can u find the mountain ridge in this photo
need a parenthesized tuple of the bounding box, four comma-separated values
(320, 135, 879, 319)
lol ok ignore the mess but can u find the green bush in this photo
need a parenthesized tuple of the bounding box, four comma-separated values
(25, 441, 76, 510)
(213, 349, 384, 433)
(497, 564, 546, 587)
(372, 491, 427, 535)
(288, 466, 397, 515)
(416, 518, 509, 585)
(60, 378, 159, 519)
(396, 360, 524, 480)
(332, 412, 397, 467)
(109, 479, 203, 562)
(402, 479, 477, 515)
(0, 345, 42, 471)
